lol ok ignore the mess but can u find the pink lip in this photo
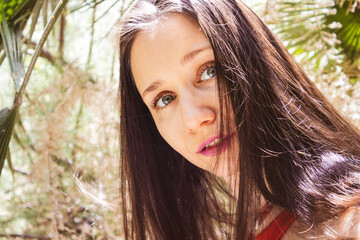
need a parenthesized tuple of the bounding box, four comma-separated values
(197, 134, 233, 157)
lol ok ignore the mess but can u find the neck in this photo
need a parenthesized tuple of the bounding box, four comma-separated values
(221, 173, 273, 230)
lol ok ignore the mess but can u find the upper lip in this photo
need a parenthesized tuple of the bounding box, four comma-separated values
(197, 135, 224, 153)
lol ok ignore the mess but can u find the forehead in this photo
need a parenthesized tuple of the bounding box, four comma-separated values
(130, 13, 211, 92)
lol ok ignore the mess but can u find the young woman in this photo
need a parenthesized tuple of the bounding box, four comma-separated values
(118, 0, 360, 239)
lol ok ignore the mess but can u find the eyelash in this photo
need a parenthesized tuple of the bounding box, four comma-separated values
(151, 91, 175, 110)
(151, 62, 216, 110)
(197, 63, 216, 82)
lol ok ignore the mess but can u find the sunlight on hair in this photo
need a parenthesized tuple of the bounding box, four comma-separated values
(320, 152, 345, 169)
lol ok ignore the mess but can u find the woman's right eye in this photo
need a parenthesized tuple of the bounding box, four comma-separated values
(153, 94, 176, 109)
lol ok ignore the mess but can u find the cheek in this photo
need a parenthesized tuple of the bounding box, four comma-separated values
(153, 114, 186, 152)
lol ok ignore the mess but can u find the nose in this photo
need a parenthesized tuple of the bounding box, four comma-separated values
(180, 92, 216, 133)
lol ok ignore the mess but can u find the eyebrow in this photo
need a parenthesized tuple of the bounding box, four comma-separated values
(180, 45, 212, 65)
(141, 45, 212, 99)
(141, 80, 163, 99)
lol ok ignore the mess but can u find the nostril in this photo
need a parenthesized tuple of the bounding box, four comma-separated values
(184, 110, 216, 133)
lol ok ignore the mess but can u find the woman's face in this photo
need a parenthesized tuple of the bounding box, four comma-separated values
(130, 13, 237, 180)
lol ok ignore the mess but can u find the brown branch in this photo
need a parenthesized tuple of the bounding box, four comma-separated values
(0, 233, 51, 239)
(59, 6, 66, 62)
(23, 37, 55, 64)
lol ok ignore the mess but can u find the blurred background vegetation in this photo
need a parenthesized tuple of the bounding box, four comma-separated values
(0, 0, 359, 239)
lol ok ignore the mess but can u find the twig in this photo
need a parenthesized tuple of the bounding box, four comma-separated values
(68, 0, 107, 13)
(14, 0, 69, 107)
(86, 4, 96, 68)
(94, 0, 119, 24)
(13, 168, 29, 175)
(0, 233, 51, 239)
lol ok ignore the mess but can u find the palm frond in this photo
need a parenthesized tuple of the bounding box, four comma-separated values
(0, 0, 68, 179)
(15, 0, 69, 105)
(271, 0, 360, 80)
(0, 106, 18, 177)
(0, 0, 38, 91)
(6, 146, 14, 177)
(0, 0, 37, 50)
(0, 11, 25, 92)
(271, 1, 335, 54)
(325, 2, 360, 62)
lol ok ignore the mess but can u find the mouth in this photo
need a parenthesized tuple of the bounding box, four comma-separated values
(197, 134, 234, 157)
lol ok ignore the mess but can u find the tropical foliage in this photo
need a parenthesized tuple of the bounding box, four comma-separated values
(0, 0, 67, 179)
(264, 0, 360, 126)
(267, 0, 360, 81)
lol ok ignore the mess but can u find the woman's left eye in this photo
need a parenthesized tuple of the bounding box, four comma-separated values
(200, 65, 216, 81)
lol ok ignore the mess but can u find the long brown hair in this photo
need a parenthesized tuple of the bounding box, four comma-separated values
(118, 0, 360, 239)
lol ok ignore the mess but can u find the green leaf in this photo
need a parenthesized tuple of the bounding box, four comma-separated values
(325, 3, 360, 63)
(0, 0, 24, 22)
(272, 0, 360, 80)
(0, 105, 18, 177)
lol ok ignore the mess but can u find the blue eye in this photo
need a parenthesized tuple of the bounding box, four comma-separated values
(200, 66, 216, 81)
(156, 94, 175, 108)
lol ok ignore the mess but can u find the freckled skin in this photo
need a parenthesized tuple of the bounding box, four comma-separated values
(131, 13, 237, 183)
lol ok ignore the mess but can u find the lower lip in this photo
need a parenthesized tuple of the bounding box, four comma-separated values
(198, 135, 233, 157)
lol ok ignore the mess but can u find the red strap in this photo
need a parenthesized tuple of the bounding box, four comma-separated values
(254, 209, 296, 240)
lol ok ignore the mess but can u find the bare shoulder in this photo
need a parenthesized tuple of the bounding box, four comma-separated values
(283, 206, 360, 239)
